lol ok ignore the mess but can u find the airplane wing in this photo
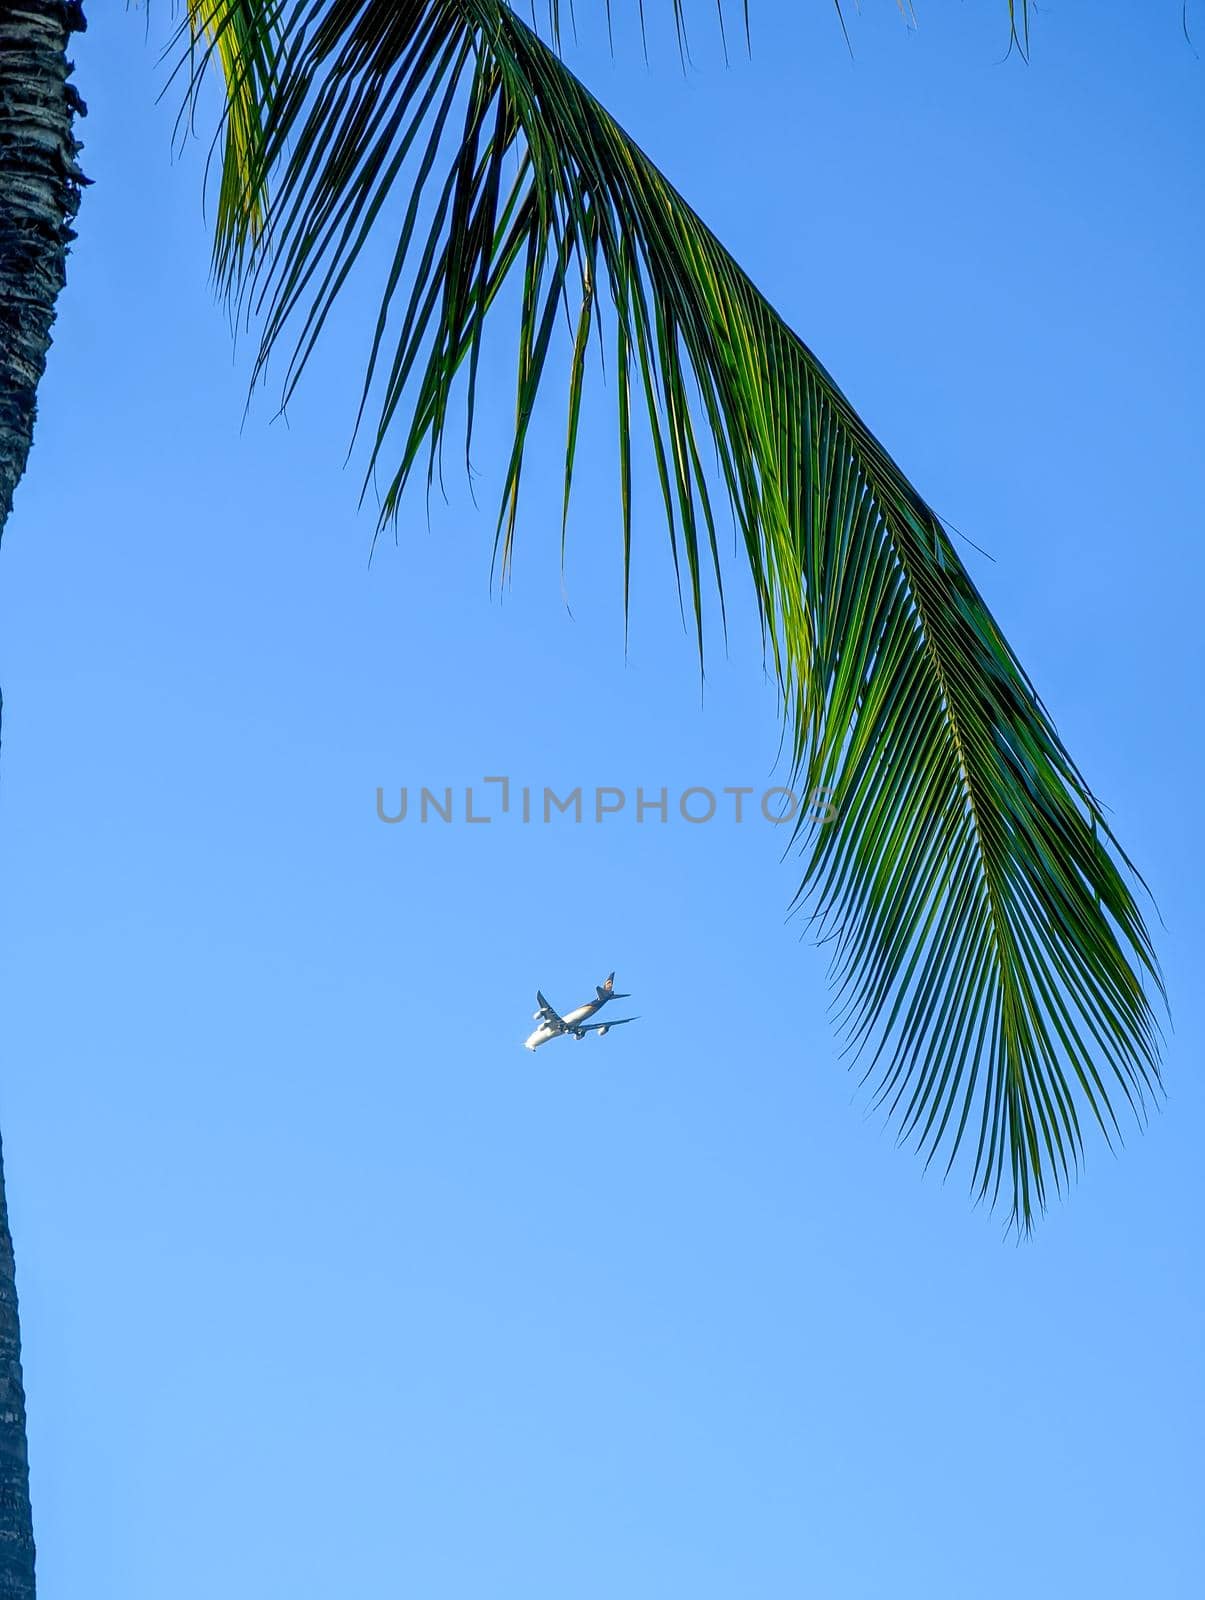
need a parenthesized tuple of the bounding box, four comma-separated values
(574, 1017, 638, 1035)
(533, 990, 566, 1029)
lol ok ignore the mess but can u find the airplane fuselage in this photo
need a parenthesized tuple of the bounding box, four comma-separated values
(523, 973, 634, 1050)
(524, 997, 605, 1051)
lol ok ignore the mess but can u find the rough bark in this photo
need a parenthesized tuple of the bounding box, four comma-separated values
(0, 1121, 34, 1598)
(0, 4, 90, 1591)
(0, 0, 88, 541)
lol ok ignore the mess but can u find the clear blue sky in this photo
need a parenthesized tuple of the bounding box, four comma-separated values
(1, 3, 1202, 1595)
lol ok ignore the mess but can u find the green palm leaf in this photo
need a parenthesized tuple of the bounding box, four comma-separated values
(183, 0, 280, 257)
(192, 0, 1164, 1229)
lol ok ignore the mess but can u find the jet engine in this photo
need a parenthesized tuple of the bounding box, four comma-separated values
(597, 1025, 610, 1037)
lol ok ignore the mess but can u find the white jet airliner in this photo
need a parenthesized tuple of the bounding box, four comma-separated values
(523, 973, 638, 1050)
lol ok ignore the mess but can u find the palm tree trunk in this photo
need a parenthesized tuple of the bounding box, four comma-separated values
(0, 3, 89, 1591)
(0, 0, 88, 540)
(0, 1131, 34, 1597)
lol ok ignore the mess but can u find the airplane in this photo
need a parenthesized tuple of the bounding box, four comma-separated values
(523, 972, 638, 1051)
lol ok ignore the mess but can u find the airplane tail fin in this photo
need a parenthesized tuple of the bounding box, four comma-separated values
(598, 973, 630, 1000)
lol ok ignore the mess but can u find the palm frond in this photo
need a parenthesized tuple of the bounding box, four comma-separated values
(210, 0, 1163, 1229)
(182, 0, 281, 268)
